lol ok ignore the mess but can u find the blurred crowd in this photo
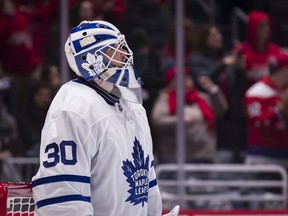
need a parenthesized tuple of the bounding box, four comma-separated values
(1, 0, 288, 173)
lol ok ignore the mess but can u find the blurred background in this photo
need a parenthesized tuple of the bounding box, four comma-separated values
(1, 0, 288, 213)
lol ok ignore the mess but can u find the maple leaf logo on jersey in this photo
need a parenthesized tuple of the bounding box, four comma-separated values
(81, 53, 104, 78)
(122, 137, 150, 207)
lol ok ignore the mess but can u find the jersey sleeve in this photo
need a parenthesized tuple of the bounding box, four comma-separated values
(147, 158, 162, 216)
(32, 110, 95, 216)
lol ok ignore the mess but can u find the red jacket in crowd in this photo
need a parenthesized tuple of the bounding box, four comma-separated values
(234, 11, 282, 90)
(245, 76, 288, 157)
(0, 6, 39, 75)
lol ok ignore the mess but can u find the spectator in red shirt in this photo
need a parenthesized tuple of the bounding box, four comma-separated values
(0, 0, 39, 76)
(0, 0, 42, 117)
(245, 51, 288, 169)
(233, 11, 284, 91)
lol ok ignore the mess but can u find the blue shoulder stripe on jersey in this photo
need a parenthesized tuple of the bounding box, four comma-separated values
(73, 77, 119, 106)
(32, 174, 90, 187)
(149, 179, 157, 188)
(36, 194, 91, 209)
(151, 160, 154, 167)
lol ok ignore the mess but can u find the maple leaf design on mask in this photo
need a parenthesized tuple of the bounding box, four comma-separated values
(81, 53, 104, 78)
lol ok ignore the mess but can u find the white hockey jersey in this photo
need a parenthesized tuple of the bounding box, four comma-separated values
(32, 78, 162, 216)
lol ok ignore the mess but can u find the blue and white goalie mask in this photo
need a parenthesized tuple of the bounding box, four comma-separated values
(65, 20, 143, 103)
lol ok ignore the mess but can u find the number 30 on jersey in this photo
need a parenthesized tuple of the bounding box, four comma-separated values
(43, 140, 77, 168)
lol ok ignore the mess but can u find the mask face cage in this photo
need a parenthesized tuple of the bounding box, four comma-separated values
(98, 35, 133, 70)
(74, 35, 133, 81)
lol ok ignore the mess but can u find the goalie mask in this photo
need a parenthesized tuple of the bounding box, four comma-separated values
(65, 20, 142, 103)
